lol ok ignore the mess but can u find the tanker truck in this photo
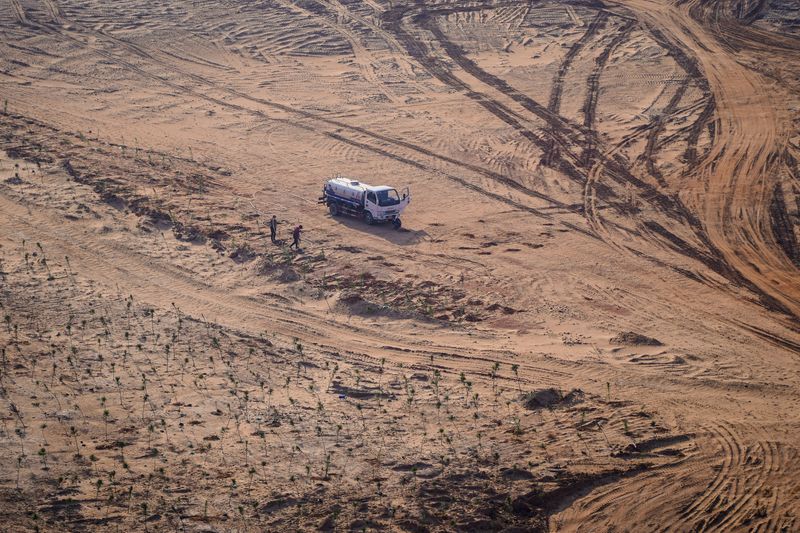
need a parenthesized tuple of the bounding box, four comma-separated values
(319, 176, 410, 229)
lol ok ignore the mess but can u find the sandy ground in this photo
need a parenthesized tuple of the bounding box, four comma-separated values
(1, 0, 799, 531)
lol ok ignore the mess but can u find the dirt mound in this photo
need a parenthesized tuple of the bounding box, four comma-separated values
(521, 388, 584, 410)
(229, 242, 257, 263)
(257, 256, 300, 282)
(611, 331, 663, 346)
(336, 291, 398, 318)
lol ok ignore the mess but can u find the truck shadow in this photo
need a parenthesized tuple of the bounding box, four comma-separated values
(330, 215, 428, 245)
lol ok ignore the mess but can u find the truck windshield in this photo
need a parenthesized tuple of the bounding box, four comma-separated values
(377, 189, 400, 206)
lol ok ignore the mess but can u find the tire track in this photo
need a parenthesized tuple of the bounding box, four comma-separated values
(0, 189, 514, 377)
(382, 2, 791, 312)
(728, 319, 800, 356)
(408, 4, 704, 228)
(553, 437, 700, 531)
(321, 128, 604, 240)
(582, 23, 634, 130)
(387, 3, 692, 220)
(9, 0, 28, 25)
(581, 121, 659, 243)
(548, 11, 608, 115)
(576, 23, 718, 276)
(411, 6, 586, 151)
(769, 181, 800, 267)
(581, 21, 634, 168)
(271, 0, 402, 104)
(683, 0, 800, 54)
(362, 2, 798, 321)
(41, 0, 62, 24)
(575, 1, 800, 319)
(639, 0, 800, 319)
(645, 23, 716, 166)
(49, 0, 724, 276)
(640, 78, 691, 188)
(706, 425, 776, 531)
(21, 12, 595, 233)
(675, 422, 740, 530)
(673, 421, 779, 532)
(654, 96, 712, 146)
(0, 177, 576, 391)
(385, 2, 714, 262)
(683, 95, 717, 166)
(330, 0, 429, 88)
(22, 0, 798, 321)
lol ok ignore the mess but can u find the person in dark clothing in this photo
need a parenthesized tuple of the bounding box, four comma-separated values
(290, 225, 303, 250)
(269, 215, 278, 243)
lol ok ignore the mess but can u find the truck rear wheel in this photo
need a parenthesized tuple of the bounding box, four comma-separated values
(329, 203, 339, 216)
(364, 211, 374, 225)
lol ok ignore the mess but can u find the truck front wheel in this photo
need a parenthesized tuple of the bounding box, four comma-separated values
(329, 203, 339, 216)
(392, 218, 402, 230)
(364, 211, 374, 225)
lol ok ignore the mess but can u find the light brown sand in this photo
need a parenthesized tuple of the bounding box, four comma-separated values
(1, 0, 799, 531)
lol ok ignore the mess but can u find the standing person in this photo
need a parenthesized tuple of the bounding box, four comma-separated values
(290, 225, 303, 250)
(269, 215, 278, 244)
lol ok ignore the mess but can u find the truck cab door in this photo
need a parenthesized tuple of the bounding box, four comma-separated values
(399, 187, 411, 208)
(366, 191, 378, 215)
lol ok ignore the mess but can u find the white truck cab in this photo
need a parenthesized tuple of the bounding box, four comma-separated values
(321, 177, 410, 229)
